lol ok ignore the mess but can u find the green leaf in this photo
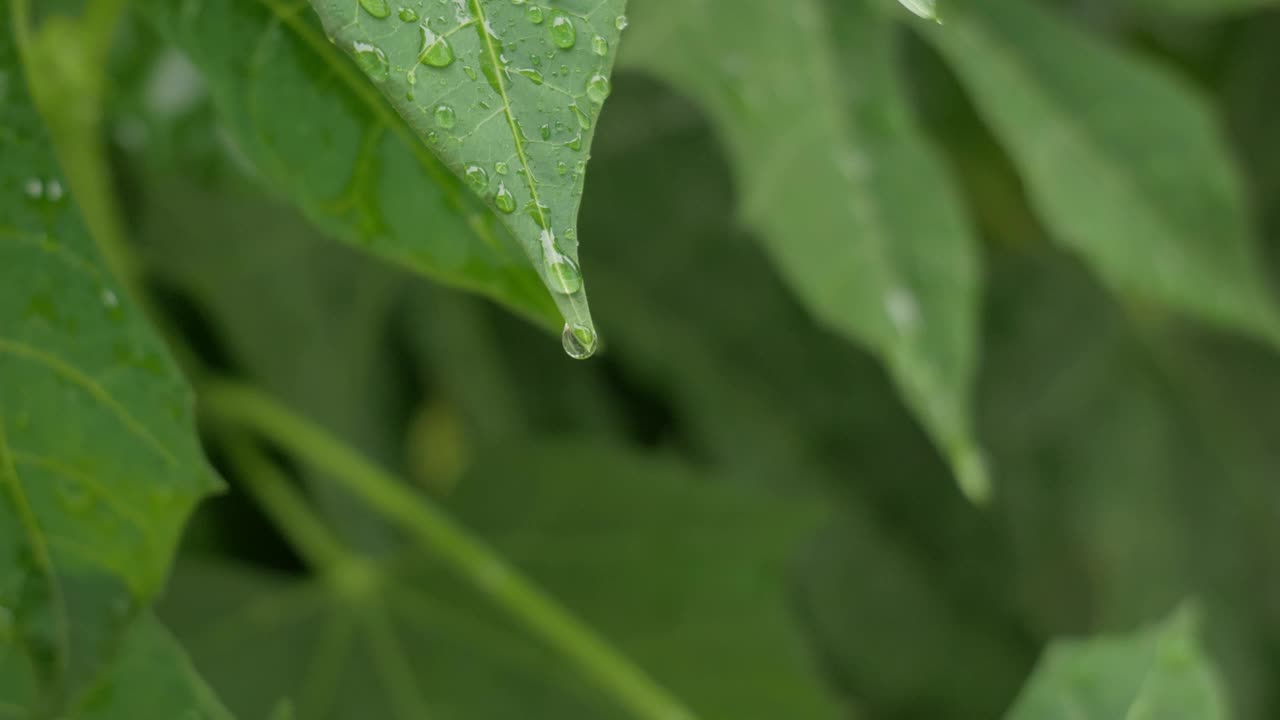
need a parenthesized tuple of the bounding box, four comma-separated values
(0, 19, 220, 713)
(162, 442, 839, 719)
(133, 0, 559, 331)
(1006, 605, 1230, 720)
(923, 0, 1280, 345)
(1120, 0, 1279, 17)
(618, 0, 987, 499)
(310, 0, 631, 352)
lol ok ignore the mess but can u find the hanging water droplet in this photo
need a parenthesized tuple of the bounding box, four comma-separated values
(526, 5, 544, 23)
(574, 159, 585, 174)
(360, 0, 391, 19)
(561, 323, 597, 359)
(419, 27, 455, 67)
(353, 41, 390, 82)
(556, 161, 568, 175)
(615, 14, 628, 30)
(564, 134, 583, 151)
(570, 104, 591, 130)
(539, 124, 551, 140)
(515, 67, 544, 85)
(465, 164, 488, 192)
(399, 6, 418, 21)
(591, 35, 608, 56)
(542, 237, 583, 294)
(585, 74, 610, 103)
(428, 131, 440, 144)
(434, 103, 457, 129)
(494, 183, 516, 213)
(495, 161, 509, 175)
(549, 13, 576, 49)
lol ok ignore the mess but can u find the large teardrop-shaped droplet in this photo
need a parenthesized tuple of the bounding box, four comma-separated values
(585, 74, 611, 103)
(493, 183, 516, 213)
(360, 0, 391, 19)
(561, 323, 597, 360)
(549, 12, 576, 49)
(352, 42, 390, 82)
(419, 27, 456, 67)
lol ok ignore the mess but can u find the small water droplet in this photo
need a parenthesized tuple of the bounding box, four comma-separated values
(541, 231, 582, 294)
(419, 27, 455, 67)
(525, 200, 551, 229)
(574, 160, 585, 174)
(510, 0, 526, 4)
(549, 12, 576, 48)
(464, 65, 478, 80)
(526, 5, 544, 23)
(399, 6, 418, 21)
(101, 288, 119, 310)
(539, 123, 551, 140)
(530, 54, 542, 66)
(23, 178, 42, 199)
(494, 183, 516, 213)
(556, 161, 568, 175)
(428, 131, 440, 144)
(465, 164, 489, 192)
(515, 67, 544, 85)
(45, 180, 64, 202)
(431, 105, 454, 130)
(562, 323, 597, 359)
(591, 35, 608, 56)
(570, 104, 591, 130)
(495, 161, 509, 175)
(585, 74, 610, 103)
(564, 134, 583, 151)
(360, 0, 391, 19)
(353, 41, 390, 82)
(615, 14, 628, 30)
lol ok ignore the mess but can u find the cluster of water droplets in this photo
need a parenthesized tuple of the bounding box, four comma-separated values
(344, 0, 626, 359)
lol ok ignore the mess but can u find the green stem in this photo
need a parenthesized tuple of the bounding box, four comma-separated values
(213, 432, 353, 573)
(200, 380, 699, 720)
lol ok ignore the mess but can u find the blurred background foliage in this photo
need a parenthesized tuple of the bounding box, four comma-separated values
(66, 0, 1280, 716)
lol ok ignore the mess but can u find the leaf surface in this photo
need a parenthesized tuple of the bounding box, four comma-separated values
(163, 442, 839, 719)
(310, 0, 632, 349)
(618, 0, 987, 498)
(1006, 606, 1230, 720)
(135, 0, 560, 331)
(0, 19, 219, 711)
(924, 0, 1280, 345)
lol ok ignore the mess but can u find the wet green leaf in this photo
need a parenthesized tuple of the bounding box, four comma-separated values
(134, 0, 560, 331)
(0, 22, 219, 712)
(310, 0, 632, 352)
(1007, 606, 1230, 720)
(617, 0, 987, 499)
(163, 442, 839, 719)
(925, 0, 1280, 346)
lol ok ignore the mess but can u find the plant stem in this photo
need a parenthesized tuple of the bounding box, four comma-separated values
(213, 432, 353, 573)
(200, 379, 699, 720)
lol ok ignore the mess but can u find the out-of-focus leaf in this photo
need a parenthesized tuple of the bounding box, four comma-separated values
(133, 0, 559, 330)
(163, 442, 839, 719)
(924, 0, 1280, 344)
(1006, 605, 1229, 720)
(1121, 0, 1278, 17)
(981, 249, 1280, 718)
(618, 0, 987, 499)
(0, 22, 219, 711)
(311, 0, 631, 346)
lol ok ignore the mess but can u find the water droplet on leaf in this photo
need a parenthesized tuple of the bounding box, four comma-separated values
(465, 165, 489, 192)
(526, 5, 544, 23)
(585, 74, 610, 103)
(353, 41, 390, 82)
(494, 183, 516, 213)
(419, 27, 455, 67)
(515, 67, 544, 85)
(495, 161, 509, 175)
(398, 6, 418, 21)
(614, 14, 628, 30)
(434, 103, 457, 128)
(592, 35, 608, 56)
(360, 0, 391, 19)
(549, 13, 576, 49)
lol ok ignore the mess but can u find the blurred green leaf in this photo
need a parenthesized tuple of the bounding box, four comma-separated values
(924, 0, 1280, 344)
(618, 0, 986, 499)
(163, 441, 839, 719)
(310, 0, 631, 347)
(133, 0, 559, 330)
(0, 21, 219, 712)
(1006, 605, 1230, 720)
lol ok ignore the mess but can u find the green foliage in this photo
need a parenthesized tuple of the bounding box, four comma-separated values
(0, 16, 219, 714)
(5, 0, 1280, 717)
(1007, 606, 1229, 720)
